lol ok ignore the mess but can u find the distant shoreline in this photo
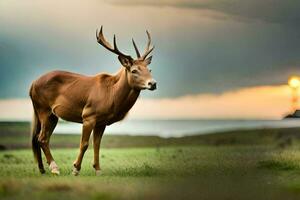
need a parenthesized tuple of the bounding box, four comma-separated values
(1, 122, 300, 149)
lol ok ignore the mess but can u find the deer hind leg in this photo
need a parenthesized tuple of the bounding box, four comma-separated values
(38, 113, 59, 175)
(73, 119, 95, 176)
(93, 125, 105, 176)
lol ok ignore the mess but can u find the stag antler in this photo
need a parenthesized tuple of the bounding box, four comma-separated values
(96, 26, 131, 59)
(132, 39, 141, 58)
(132, 30, 154, 60)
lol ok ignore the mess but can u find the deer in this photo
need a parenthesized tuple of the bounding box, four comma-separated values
(29, 26, 156, 176)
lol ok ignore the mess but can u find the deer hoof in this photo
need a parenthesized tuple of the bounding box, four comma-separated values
(51, 168, 60, 175)
(72, 167, 80, 176)
(49, 161, 60, 175)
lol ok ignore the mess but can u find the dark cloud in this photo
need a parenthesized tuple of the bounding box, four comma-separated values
(105, 0, 300, 25)
(0, 0, 300, 99)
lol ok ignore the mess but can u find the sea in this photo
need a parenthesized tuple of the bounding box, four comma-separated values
(53, 119, 300, 138)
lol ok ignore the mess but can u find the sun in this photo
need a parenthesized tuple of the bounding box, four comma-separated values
(288, 76, 300, 89)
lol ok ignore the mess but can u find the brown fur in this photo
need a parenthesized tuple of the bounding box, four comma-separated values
(29, 28, 156, 174)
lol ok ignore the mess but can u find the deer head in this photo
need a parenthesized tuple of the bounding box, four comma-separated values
(96, 26, 157, 91)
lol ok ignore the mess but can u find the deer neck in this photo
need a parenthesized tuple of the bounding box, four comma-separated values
(112, 67, 140, 114)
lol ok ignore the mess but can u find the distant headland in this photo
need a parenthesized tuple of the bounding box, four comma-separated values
(284, 110, 300, 119)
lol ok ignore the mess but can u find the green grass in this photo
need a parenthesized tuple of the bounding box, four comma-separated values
(0, 147, 203, 200)
(3, 122, 300, 199)
(2, 146, 300, 199)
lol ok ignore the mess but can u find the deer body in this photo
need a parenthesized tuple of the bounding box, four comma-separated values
(31, 69, 139, 125)
(30, 27, 156, 175)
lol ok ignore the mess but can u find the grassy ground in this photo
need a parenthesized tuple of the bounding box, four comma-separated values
(2, 146, 300, 199)
(2, 122, 300, 199)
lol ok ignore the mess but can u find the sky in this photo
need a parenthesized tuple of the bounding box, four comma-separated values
(0, 0, 300, 120)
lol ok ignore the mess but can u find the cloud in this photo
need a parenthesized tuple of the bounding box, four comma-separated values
(105, 0, 300, 25)
(0, 1, 300, 99)
(0, 85, 294, 121)
(131, 85, 293, 119)
(0, 99, 33, 121)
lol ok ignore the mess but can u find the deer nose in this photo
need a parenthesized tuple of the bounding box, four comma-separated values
(147, 80, 157, 90)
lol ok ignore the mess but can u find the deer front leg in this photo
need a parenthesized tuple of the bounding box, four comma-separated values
(93, 125, 105, 175)
(73, 119, 95, 176)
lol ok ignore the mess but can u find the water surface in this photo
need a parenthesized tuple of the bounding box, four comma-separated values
(54, 119, 300, 138)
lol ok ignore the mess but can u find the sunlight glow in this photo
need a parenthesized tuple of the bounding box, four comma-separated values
(288, 76, 300, 89)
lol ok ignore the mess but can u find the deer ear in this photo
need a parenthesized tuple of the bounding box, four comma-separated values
(118, 56, 133, 70)
(145, 56, 152, 65)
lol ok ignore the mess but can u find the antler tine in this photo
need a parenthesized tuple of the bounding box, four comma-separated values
(141, 30, 154, 60)
(96, 26, 129, 58)
(97, 26, 113, 50)
(143, 46, 154, 60)
(132, 38, 141, 58)
(113, 34, 120, 53)
(146, 30, 151, 49)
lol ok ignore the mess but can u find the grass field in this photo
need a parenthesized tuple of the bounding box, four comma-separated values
(2, 122, 300, 199)
(2, 146, 300, 199)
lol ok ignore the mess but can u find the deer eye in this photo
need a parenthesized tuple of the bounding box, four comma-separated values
(131, 69, 138, 74)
